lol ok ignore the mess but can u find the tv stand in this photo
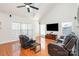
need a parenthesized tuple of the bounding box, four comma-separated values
(45, 34, 57, 40)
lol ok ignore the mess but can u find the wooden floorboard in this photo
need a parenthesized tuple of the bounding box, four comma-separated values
(0, 39, 55, 56)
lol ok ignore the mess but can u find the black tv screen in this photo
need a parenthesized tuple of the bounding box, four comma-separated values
(47, 23, 58, 31)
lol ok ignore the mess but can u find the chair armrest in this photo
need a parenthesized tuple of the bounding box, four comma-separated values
(24, 39, 35, 45)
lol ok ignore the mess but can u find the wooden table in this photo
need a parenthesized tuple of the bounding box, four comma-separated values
(45, 34, 57, 40)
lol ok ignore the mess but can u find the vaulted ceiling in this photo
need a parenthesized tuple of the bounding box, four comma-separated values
(0, 3, 55, 20)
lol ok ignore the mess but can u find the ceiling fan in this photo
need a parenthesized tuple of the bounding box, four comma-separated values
(17, 3, 39, 13)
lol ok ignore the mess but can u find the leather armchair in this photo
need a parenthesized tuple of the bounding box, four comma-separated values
(19, 35, 35, 48)
(48, 43, 68, 56)
(48, 32, 77, 56)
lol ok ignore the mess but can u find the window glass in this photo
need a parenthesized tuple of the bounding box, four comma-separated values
(21, 24, 27, 30)
(62, 22, 72, 36)
(12, 23, 20, 30)
(12, 23, 33, 37)
(27, 24, 32, 30)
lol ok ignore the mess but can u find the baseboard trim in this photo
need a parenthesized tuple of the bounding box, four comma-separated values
(0, 40, 19, 44)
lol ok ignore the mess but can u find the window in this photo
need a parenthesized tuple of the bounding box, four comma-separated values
(21, 24, 27, 35)
(27, 24, 33, 36)
(62, 22, 72, 36)
(12, 23, 20, 30)
(21, 24, 27, 30)
(12, 22, 33, 37)
(40, 24, 46, 36)
(62, 22, 72, 27)
(27, 24, 32, 30)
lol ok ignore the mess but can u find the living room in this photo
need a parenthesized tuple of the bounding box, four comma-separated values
(0, 3, 79, 56)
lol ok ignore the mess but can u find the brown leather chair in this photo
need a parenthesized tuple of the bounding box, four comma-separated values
(48, 33, 77, 56)
(19, 35, 35, 48)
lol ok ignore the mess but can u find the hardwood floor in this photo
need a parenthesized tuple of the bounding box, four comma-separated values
(0, 39, 55, 56)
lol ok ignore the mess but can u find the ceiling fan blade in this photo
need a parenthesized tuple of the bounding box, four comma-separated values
(24, 3, 32, 5)
(17, 5, 25, 8)
(27, 8, 30, 13)
(30, 6, 39, 10)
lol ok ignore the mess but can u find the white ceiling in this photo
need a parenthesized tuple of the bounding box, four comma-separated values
(0, 3, 55, 19)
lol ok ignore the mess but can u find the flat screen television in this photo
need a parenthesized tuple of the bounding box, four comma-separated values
(47, 23, 58, 31)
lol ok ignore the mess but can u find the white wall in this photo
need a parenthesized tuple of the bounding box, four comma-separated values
(0, 12, 33, 44)
(40, 3, 78, 37)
